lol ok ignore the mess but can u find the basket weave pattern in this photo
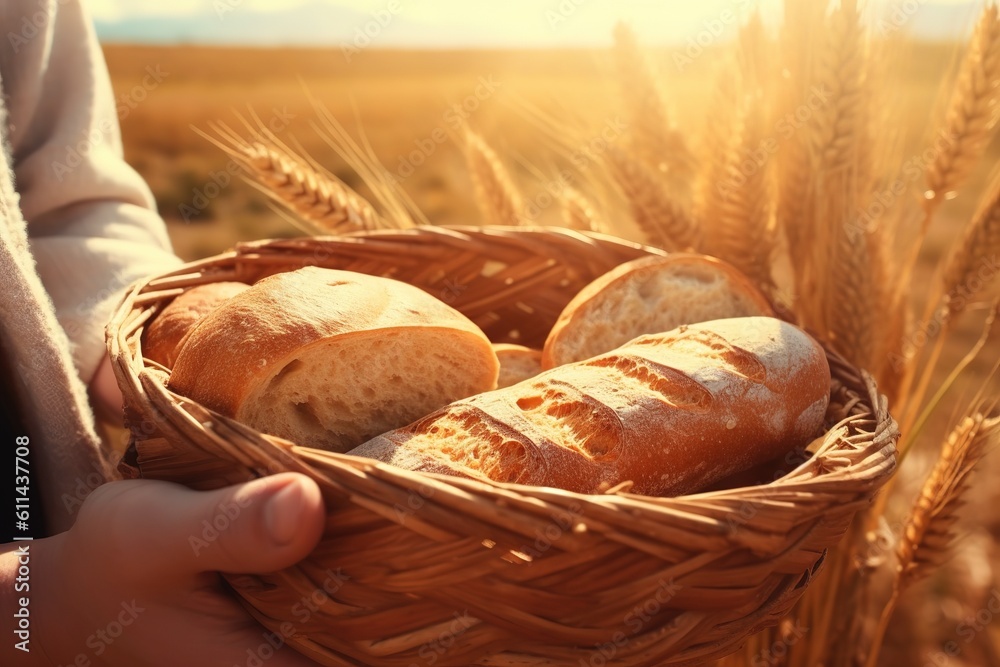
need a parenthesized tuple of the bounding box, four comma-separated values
(109, 227, 898, 666)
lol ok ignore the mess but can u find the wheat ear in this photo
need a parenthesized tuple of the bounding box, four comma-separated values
(776, 0, 826, 311)
(198, 122, 383, 234)
(865, 409, 999, 667)
(925, 6, 1000, 205)
(560, 187, 604, 233)
(710, 18, 778, 294)
(693, 57, 741, 257)
(606, 145, 698, 251)
(714, 98, 778, 294)
(612, 22, 694, 178)
(810, 0, 877, 370)
(941, 170, 1000, 318)
(463, 128, 524, 227)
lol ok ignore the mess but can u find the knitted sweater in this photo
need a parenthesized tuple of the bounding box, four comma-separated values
(0, 0, 180, 534)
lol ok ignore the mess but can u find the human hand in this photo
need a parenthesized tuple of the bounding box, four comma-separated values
(88, 353, 124, 422)
(3, 473, 325, 666)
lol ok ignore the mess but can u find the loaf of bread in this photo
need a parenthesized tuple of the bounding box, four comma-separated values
(493, 344, 542, 388)
(542, 254, 774, 368)
(350, 317, 830, 496)
(169, 266, 500, 452)
(143, 281, 249, 368)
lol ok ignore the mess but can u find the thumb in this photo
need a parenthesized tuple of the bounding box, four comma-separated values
(76, 473, 325, 581)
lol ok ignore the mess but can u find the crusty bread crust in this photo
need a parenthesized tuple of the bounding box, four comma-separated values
(169, 266, 499, 451)
(542, 254, 774, 368)
(143, 281, 249, 368)
(351, 317, 830, 497)
(493, 344, 543, 388)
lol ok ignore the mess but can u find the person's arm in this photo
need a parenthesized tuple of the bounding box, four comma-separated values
(0, 474, 325, 667)
(0, 0, 182, 397)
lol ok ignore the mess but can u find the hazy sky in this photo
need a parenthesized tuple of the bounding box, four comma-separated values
(86, 0, 984, 46)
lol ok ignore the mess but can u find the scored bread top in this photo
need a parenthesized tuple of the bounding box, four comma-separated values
(168, 267, 499, 445)
(542, 254, 774, 368)
(351, 317, 831, 497)
(143, 281, 249, 368)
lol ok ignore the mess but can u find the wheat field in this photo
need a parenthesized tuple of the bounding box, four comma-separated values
(104, 9, 1000, 664)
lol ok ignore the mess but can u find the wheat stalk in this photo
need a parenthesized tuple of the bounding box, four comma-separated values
(865, 409, 999, 667)
(560, 187, 604, 232)
(197, 122, 384, 234)
(612, 22, 694, 179)
(891, 7, 1000, 344)
(606, 145, 698, 251)
(463, 128, 524, 227)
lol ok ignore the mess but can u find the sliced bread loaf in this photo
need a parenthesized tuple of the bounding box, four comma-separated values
(542, 254, 774, 368)
(169, 266, 500, 452)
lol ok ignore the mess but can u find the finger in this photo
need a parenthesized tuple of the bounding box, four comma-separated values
(75, 473, 325, 581)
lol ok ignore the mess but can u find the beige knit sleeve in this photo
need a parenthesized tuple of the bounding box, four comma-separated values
(1, 0, 182, 386)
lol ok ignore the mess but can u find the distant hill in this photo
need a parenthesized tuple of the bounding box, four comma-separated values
(94, 1, 982, 47)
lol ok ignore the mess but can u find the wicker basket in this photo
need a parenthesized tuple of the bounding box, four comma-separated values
(108, 226, 898, 667)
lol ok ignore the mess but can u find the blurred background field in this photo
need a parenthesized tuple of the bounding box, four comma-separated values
(100, 15, 1000, 665)
(104, 42, 986, 263)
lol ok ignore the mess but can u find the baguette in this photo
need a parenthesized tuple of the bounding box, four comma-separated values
(350, 317, 830, 496)
(143, 281, 249, 368)
(169, 266, 500, 452)
(542, 254, 774, 368)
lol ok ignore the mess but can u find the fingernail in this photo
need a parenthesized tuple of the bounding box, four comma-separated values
(264, 480, 305, 546)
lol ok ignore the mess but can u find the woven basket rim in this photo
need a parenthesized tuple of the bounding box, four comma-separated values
(107, 226, 900, 667)
(109, 226, 897, 506)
